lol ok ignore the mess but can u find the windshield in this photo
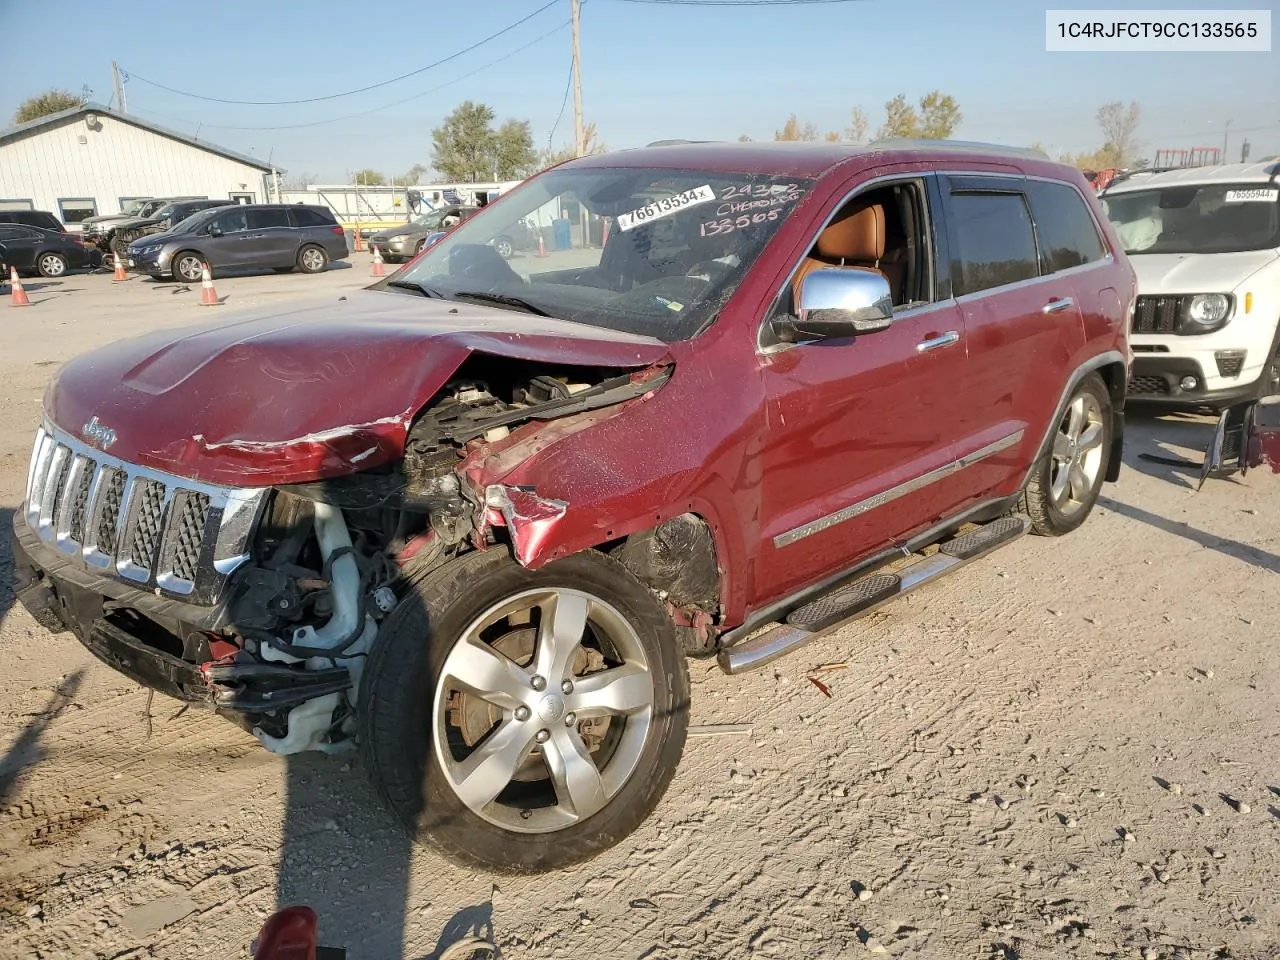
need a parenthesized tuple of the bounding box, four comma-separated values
(122, 199, 149, 215)
(1103, 183, 1280, 255)
(150, 202, 180, 220)
(135, 199, 166, 218)
(396, 166, 813, 341)
(408, 209, 453, 230)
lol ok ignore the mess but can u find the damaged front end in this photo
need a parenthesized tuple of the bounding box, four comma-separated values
(1197, 397, 1280, 488)
(13, 356, 678, 756)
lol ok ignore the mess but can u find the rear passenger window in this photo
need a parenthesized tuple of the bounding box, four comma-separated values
(289, 208, 331, 227)
(948, 192, 1038, 296)
(249, 208, 290, 229)
(1028, 181, 1107, 272)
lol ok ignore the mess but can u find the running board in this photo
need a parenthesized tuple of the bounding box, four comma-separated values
(718, 516, 1029, 674)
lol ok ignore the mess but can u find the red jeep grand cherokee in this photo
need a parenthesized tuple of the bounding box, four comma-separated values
(13, 141, 1134, 872)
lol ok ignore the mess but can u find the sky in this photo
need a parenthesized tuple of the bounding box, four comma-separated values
(1, 0, 1277, 182)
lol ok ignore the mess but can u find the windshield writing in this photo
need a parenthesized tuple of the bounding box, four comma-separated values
(1103, 184, 1280, 254)
(397, 167, 813, 341)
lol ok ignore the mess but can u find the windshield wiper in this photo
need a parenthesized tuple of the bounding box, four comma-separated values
(450, 291, 554, 317)
(386, 279, 446, 298)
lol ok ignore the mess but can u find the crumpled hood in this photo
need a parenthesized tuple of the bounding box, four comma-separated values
(45, 290, 670, 486)
(1129, 249, 1279, 294)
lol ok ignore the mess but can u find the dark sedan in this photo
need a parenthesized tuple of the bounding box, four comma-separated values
(0, 223, 100, 277)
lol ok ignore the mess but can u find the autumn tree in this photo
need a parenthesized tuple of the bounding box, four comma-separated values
(1096, 100, 1141, 167)
(351, 168, 386, 186)
(878, 94, 920, 139)
(919, 91, 962, 139)
(403, 163, 430, 184)
(539, 121, 608, 170)
(845, 107, 870, 143)
(775, 114, 819, 142)
(13, 89, 85, 125)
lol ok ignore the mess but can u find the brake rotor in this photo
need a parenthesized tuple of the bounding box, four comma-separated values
(447, 625, 611, 783)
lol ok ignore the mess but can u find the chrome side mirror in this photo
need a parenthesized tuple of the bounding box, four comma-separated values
(773, 267, 894, 343)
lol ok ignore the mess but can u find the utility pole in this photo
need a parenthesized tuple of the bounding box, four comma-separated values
(1221, 118, 1232, 163)
(571, 0, 584, 157)
(112, 60, 126, 113)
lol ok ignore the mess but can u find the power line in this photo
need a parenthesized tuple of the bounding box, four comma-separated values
(123, 0, 559, 106)
(613, 0, 871, 5)
(152, 22, 571, 132)
(547, 60, 575, 149)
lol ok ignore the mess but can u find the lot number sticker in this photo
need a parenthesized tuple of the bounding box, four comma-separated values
(617, 185, 716, 232)
(1225, 188, 1279, 203)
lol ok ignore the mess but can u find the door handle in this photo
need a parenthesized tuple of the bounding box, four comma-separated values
(916, 331, 959, 353)
(1043, 297, 1074, 314)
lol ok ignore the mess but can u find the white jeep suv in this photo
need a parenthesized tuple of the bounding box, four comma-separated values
(1101, 161, 1280, 409)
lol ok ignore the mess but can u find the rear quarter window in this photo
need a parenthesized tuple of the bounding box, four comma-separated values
(248, 208, 291, 229)
(289, 207, 333, 227)
(948, 191, 1039, 296)
(1028, 180, 1107, 272)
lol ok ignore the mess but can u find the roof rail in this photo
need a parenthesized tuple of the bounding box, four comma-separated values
(644, 139, 725, 147)
(870, 138, 1051, 160)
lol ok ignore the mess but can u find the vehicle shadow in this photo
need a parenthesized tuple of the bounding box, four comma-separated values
(1122, 407, 1216, 489)
(0, 507, 14, 625)
(1097, 495, 1280, 574)
(0, 670, 84, 807)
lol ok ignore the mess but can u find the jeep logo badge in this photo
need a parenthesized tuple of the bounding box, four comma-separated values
(83, 416, 118, 450)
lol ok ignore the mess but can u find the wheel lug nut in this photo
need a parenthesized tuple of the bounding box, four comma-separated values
(564, 712, 576, 726)
(561, 679, 574, 694)
(535, 729, 550, 743)
(530, 675, 547, 691)
(514, 706, 531, 722)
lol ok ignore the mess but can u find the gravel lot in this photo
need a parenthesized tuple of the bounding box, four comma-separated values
(1, 260, 1277, 960)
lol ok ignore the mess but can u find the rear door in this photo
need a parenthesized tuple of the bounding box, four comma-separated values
(940, 176, 1086, 504)
(243, 208, 297, 267)
(0, 225, 37, 270)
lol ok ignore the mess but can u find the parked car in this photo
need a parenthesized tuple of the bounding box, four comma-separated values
(109, 199, 236, 257)
(84, 197, 212, 259)
(126, 203, 348, 280)
(1100, 161, 1280, 409)
(12, 141, 1132, 874)
(0, 223, 99, 277)
(368, 205, 480, 262)
(79, 197, 157, 236)
(0, 209, 66, 232)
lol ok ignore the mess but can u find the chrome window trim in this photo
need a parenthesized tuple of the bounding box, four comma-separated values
(773, 429, 1024, 548)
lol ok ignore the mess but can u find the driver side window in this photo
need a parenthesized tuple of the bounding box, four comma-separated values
(211, 209, 248, 234)
(779, 179, 936, 319)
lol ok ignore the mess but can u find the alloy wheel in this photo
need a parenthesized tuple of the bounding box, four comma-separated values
(39, 254, 66, 277)
(301, 248, 325, 272)
(432, 588, 655, 834)
(178, 256, 203, 282)
(1049, 393, 1104, 515)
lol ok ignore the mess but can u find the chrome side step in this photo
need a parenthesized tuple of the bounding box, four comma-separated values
(717, 516, 1029, 674)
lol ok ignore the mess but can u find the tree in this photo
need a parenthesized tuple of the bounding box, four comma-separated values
(538, 121, 608, 171)
(13, 89, 84, 125)
(352, 168, 386, 186)
(737, 134, 752, 142)
(403, 163, 430, 185)
(877, 94, 920, 139)
(1096, 100, 1141, 167)
(281, 171, 320, 190)
(919, 90, 962, 139)
(824, 130, 841, 143)
(845, 107, 869, 143)
(493, 119, 536, 179)
(432, 101, 498, 182)
(775, 114, 819, 142)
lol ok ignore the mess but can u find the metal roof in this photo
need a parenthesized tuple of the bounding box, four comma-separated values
(0, 102, 275, 172)
(1103, 160, 1280, 194)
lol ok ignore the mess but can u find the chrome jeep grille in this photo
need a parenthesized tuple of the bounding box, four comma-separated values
(23, 425, 267, 601)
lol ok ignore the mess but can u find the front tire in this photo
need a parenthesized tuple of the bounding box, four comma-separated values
(493, 236, 515, 260)
(1018, 373, 1112, 536)
(360, 548, 689, 874)
(37, 252, 68, 277)
(172, 252, 204, 283)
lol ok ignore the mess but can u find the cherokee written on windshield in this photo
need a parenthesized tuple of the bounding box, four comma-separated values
(395, 167, 815, 341)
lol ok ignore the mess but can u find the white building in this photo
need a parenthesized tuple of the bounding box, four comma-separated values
(0, 102, 275, 229)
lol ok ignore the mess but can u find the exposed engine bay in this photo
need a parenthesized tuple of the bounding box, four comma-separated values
(172, 356, 720, 756)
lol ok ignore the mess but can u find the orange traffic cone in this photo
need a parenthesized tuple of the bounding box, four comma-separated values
(600, 218, 610, 250)
(9, 267, 31, 306)
(370, 245, 385, 277)
(535, 232, 548, 258)
(111, 252, 130, 282)
(353, 226, 365, 252)
(198, 263, 221, 306)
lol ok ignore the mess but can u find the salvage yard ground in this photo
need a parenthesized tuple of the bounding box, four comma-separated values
(0, 259, 1277, 960)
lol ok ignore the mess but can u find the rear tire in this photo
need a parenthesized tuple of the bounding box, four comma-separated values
(493, 236, 515, 260)
(1018, 373, 1112, 536)
(359, 547, 689, 874)
(37, 253, 68, 278)
(297, 244, 328, 274)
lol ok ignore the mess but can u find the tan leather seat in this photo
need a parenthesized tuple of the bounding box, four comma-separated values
(791, 204, 889, 306)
